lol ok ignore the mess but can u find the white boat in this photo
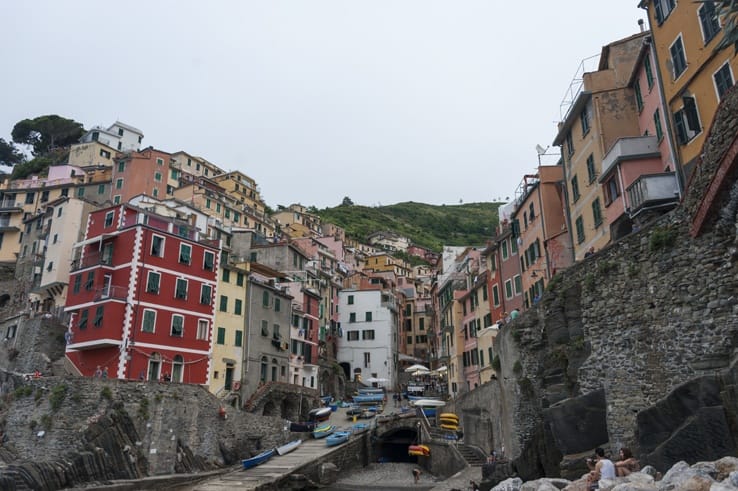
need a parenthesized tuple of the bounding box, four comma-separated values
(410, 399, 446, 408)
(275, 439, 302, 456)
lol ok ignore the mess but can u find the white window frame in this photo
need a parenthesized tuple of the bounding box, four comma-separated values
(151, 234, 165, 257)
(175, 278, 188, 300)
(196, 319, 209, 340)
(669, 34, 687, 81)
(142, 309, 157, 333)
(504, 279, 513, 300)
(104, 211, 114, 228)
(203, 250, 215, 271)
(179, 243, 192, 264)
(146, 271, 161, 294)
(171, 314, 184, 337)
(712, 61, 734, 102)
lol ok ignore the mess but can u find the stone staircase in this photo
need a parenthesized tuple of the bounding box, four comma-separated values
(456, 444, 486, 466)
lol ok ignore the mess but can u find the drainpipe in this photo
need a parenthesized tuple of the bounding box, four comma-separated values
(637, 9, 686, 196)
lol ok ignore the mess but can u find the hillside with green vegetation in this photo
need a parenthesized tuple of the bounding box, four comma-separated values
(315, 201, 501, 252)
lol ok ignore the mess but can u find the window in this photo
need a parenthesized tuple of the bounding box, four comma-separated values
(222, 269, 230, 282)
(504, 279, 513, 300)
(571, 175, 580, 202)
(205, 198, 211, 209)
(347, 295, 354, 305)
(273, 324, 281, 339)
(363, 352, 371, 368)
(654, 108, 664, 141)
(142, 309, 156, 333)
(261, 320, 269, 336)
(98, 184, 105, 194)
(118, 161, 125, 172)
(118, 127, 124, 136)
(645, 55, 654, 89)
(586, 155, 596, 184)
(200, 284, 212, 305)
(94, 306, 104, 327)
(592, 198, 603, 228)
(699, 1, 721, 44)
(714, 62, 734, 101)
(575, 216, 585, 244)
(73, 274, 81, 294)
(501, 240, 509, 260)
(529, 202, 535, 221)
(100, 149, 111, 159)
(154, 172, 162, 182)
(25, 192, 35, 204)
(234, 299, 242, 315)
(77, 187, 85, 197)
(146, 271, 160, 294)
(197, 319, 208, 340)
(175, 278, 187, 299)
(171, 315, 184, 337)
(262, 291, 269, 307)
(605, 178, 620, 205)
(235, 330, 243, 347)
(407, 335, 413, 345)
(219, 295, 228, 312)
(492, 285, 500, 307)
(580, 106, 590, 135)
(362, 330, 375, 340)
(113, 195, 121, 204)
(365, 311, 372, 322)
(85, 271, 95, 290)
(349, 313, 356, 323)
(670, 36, 687, 79)
(152, 188, 158, 198)
(203, 251, 215, 271)
(156, 157, 164, 166)
(79, 310, 88, 329)
(116, 178, 123, 190)
(151, 235, 164, 257)
(634, 80, 643, 111)
(104, 211, 114, 228)
(513, 275, 522, 295)
(565, 131, 574, 157)
(347, 330, 359, 341)
(654, 0, 675, 25)
(674, 96, 701, 144)
(179, 243, 192, 264)
(236, 272, 244, 286)
(217, 327, 226, 345)
(274, 298, 281, 312)
(41, 190, 49, 202)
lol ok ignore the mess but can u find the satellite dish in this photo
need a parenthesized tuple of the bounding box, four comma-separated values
(535, 144, 549, 156)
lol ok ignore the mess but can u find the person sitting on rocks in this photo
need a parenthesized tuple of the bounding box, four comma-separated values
(586, 447, 616, 490)
(614, 447, 640, 476)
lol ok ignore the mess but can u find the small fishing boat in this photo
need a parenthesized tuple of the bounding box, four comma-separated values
(353, 393, 385, 404)
(325, 430, 352, 447)
(289, 421, 317, 432)
(242, 449, 275, 469)
(275, 439, 302, 456)
(346, 405, 363, 416)
(352, 422, 369, 432)
(408, 444, 430, 456)
(410, 399, 446, 407)
(320, 395, 334, 405)
(359, 408, 377, 419)
(312, 424, 336, 439)
(308, 407, 332, 422)
(357, 387, 385, 394)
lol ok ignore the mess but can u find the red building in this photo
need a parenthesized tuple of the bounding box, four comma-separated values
(65, 203, 219, 383)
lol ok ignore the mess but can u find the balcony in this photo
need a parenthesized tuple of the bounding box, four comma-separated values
(0, 200, 23, 212)
(601, 136, 660, 179)
(626, 173, 680, 215)
(0, 217, 18, 231)
(71, 252, 115, 271)
(94, 285, 128, 301)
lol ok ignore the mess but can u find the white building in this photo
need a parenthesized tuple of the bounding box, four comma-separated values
(336, 289, 398, 387)
(80, 121, 143, 152)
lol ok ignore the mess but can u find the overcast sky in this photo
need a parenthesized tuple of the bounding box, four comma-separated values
(0, 1, 644, 209)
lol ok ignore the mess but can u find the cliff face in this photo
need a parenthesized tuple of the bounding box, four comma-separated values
(452, 87, 738, 479)
(0, 373, 287, 489)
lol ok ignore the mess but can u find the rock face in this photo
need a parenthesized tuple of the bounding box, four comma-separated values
(0, 373, 287, 489)
(453, 87, 738, 479)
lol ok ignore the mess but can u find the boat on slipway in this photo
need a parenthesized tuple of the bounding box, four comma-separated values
(242, 449, 275, 470)
(325, 430, 352, 447)
(275, 439, 302, 456)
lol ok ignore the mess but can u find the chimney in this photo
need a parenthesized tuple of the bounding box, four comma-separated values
(638, 19, 645, 32)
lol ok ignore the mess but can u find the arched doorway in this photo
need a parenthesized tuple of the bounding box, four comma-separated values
(171, 355, 184, 383)
(148, 352, 162, 381)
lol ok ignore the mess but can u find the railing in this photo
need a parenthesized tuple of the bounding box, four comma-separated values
(94, 285, 128, 301)
(626, 173, 680, 213)
(0, 200, 23, 210)
(71, 252, 114, 271)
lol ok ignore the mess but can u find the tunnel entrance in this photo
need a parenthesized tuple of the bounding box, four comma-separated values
(376, 428, 419, 463)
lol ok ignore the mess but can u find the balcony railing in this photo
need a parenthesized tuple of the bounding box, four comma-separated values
(94, 285, 128, 301)
(601, 135, 660, 178)
(0, 200, 23, 210)
(627, 173, 680, 214)
(71, 252, 114, 271)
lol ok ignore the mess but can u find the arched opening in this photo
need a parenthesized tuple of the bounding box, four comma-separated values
(262, 399, 278, 417)
(260, 356, 268, 382)
(0, 293, 10, 308)
(171, 355, 184, 383)
(339, 362, 351, 380)
(376, 427, 419, 463)
(282, 397, 298, 420)
(148, 352, 162, 381)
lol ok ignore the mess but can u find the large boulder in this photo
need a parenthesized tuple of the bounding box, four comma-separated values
(543, 390, 608, 456)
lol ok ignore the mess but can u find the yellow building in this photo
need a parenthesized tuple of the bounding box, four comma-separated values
(272, 204, 322, 239)
(363, 253, 411, 277)
(553, 33, 646, 260)
(639, 0, 737, 180)
(209, 261, 249, 401)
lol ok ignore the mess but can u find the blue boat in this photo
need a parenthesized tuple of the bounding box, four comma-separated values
(312, 424, 336, 439)
(326, 430, 352, 447)
(353, 393, 385, 404)
(320, 395, 334, 405)
(422, 408, 437, 417)
(352, 423, 369, 432)
(357, 387, 385, 394)
(242, 449, 275, 469)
